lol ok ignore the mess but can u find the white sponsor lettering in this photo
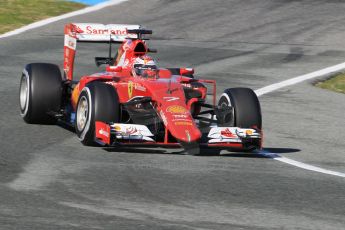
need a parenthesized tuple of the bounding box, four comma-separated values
(182, 83, 191, 88)
(163, 96, 179, 102)
(134, 83, 146, 92)
(172, 114, 190, 122)
(73, 23, 140, 42)
(85, 25, 127, 35)
(173, 114, 188, 119)
(99, 128, 109, 138)
(64, 35, 77, 50)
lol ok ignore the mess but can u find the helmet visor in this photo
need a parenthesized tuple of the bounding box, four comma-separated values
(134, 64, 157, 76)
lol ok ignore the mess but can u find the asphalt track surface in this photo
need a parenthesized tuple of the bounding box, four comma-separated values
(0, 0, 345, 229)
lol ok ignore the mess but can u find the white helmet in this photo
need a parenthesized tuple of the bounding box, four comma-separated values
(132, 56, 158, 78)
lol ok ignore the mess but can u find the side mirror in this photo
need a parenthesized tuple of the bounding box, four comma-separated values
(106, 66, 122, 72)
(180, 68, 194, 75)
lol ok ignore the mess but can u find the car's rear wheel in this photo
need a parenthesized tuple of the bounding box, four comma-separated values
(75, 81, 120, 146)
(19, 63, 62, 124)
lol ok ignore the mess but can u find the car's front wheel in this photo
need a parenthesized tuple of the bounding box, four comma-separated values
(218, 87, 262, 129)
(218, 88, 262, 151)
(75, 82, 120, 146)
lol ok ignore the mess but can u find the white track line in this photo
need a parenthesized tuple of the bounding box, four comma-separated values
(0, 0, 129, 39)
(255, 66, 345, 178)
(260, 151, 345, 178)
(255, 61, 345, 96)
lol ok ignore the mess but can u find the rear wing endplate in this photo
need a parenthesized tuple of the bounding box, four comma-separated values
(64, 23, 140, 80)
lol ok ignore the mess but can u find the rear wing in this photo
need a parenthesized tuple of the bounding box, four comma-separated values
(64, 23, 140, 80)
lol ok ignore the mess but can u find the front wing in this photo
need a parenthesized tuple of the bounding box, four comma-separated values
(95, 121, 262, 150)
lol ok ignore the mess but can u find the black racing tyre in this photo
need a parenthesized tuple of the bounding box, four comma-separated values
(218, 88, 262, 129)
(75, 81, 120, 146)
(19, 63, 62, 124)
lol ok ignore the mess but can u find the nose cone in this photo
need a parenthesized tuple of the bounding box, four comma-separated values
(161, 105, 202, 143)
(168, 121, 201, 143)
(144, 78, 202, 143)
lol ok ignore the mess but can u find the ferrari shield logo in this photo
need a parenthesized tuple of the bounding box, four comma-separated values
(128, 81, 133, 98)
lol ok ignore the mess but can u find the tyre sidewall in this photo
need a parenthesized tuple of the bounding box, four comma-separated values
(218, 92, 234, 126)
(20, 69, 31, 121)
(75, 82, 120, 146)
(20, 63, 62, 124)
(75, 87, 93, 144)
(219, 88, 262, 129)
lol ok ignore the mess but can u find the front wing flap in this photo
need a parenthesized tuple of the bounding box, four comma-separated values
(95, 121, 155, 145)
(95, 121, 261, 149)
(207, 127, 260, 143)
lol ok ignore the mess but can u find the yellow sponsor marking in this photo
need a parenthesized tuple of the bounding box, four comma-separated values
(128, 81, 133, 98)
(167, 105, 187, 114)
(174, 121, 192, 126)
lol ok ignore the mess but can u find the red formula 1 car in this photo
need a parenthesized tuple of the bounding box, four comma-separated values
(19, 23, 262, 154)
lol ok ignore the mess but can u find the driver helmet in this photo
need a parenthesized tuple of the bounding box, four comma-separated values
(132, 56, 158, 79)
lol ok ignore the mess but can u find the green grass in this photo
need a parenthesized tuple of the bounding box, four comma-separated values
(0, 0, 86, 34)
(316, 73, 345, 94)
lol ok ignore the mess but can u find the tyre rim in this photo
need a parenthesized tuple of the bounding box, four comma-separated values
(20, 75, 28, 111)
(219, 95, 233, 124)
(220, 98, 231, 110)
(220, 101, 229, 108)
(77, 96, 89, 131)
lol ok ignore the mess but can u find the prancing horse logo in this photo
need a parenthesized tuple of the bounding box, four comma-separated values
(128, 81, 133, 98)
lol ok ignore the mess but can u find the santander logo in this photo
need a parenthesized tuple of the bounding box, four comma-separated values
(84, 25, 128, 35)
(220, 128, 235, 138)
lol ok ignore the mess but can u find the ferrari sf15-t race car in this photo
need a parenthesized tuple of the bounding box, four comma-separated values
(19, 23, 262, 154)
